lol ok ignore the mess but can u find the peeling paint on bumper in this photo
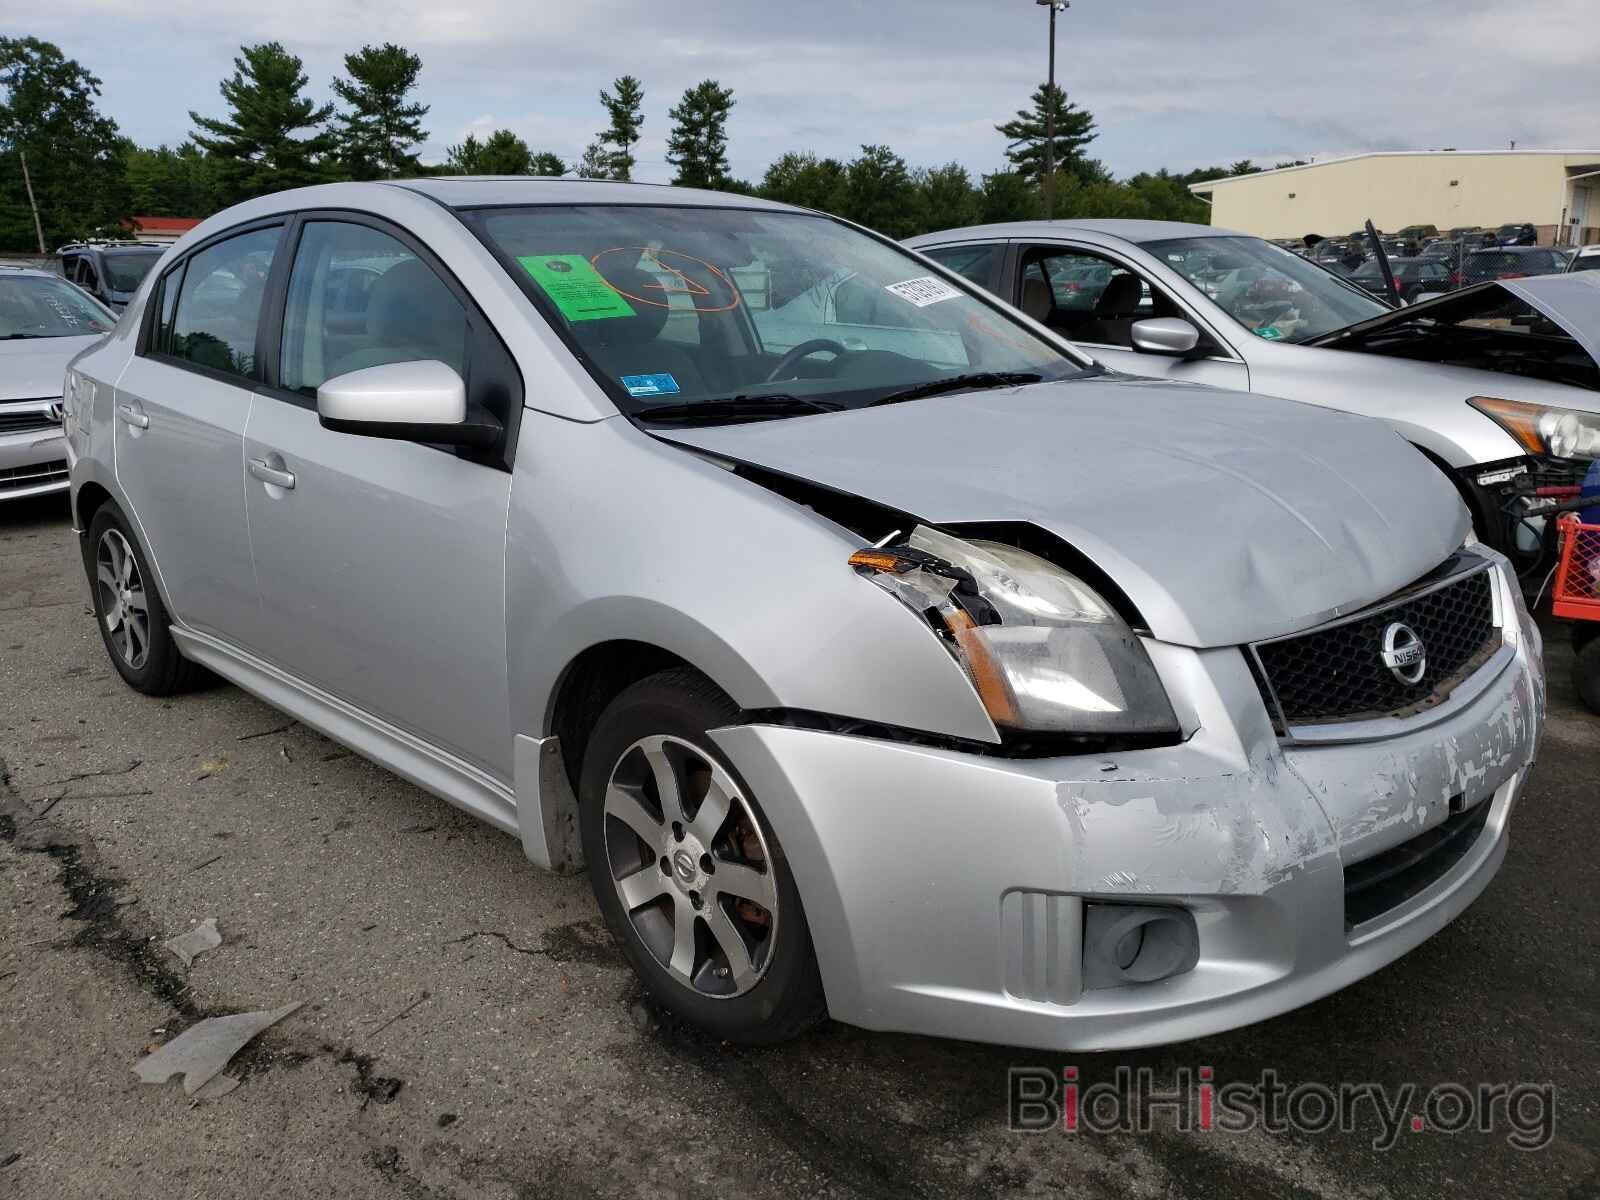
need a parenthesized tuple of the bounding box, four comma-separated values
(711, 583, 1542, 1051)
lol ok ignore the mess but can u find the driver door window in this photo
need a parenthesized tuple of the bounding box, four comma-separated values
(1019, 249, 1163, 349)
(280, 221, 468, 397)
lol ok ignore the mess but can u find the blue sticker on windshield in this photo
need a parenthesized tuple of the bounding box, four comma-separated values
(621, 373, 681, 398)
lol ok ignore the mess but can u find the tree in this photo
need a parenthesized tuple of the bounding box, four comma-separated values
(978, 169, 1041, 224)
(759, 151, 847, 212)
(913, 162, 981, 235)
(444, 129, 531, 175)
(124, 141, 223, 217)
(0, 37, 127, 251)
(995, 83, 1097, 185)
(594, 74, 644, 180)
(331, 43, 428, 180)
(1228, 159, 1262, 176)
(530, 151, 567, 176)
(839, 144, 918, 239)
(666, 79, 735, 190)
(576, 141, 610, 179)
(190, 42, 336, 205)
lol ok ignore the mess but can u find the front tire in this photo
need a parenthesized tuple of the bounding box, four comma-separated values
(579, 668, 826, 1043)
(86, 504, 207, 695)
(1576, 632, 1600, 715)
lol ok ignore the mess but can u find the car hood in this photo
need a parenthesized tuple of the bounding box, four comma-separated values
(658, 376, 1467, 648)
(0, 334, 103, 402)
(1312, 274, 1600, 368)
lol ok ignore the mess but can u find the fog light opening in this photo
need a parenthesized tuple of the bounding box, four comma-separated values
(1083, 904, 1199, 990)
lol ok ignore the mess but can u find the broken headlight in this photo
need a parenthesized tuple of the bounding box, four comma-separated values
(1468, 397, 1600, 461)
(850, 526, 1179, 736)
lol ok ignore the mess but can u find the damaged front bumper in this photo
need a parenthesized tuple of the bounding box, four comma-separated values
(710, 566, 1543, 1051)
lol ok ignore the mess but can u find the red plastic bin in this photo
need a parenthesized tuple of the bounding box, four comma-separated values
(1551, 516, 1600, 622)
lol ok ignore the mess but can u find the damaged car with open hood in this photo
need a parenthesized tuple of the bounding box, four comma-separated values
(66, 180, 1543, 1050)
(909, 221, 1600, 582)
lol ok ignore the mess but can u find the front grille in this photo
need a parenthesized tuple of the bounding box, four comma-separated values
(1344, 798, 1491, 928)
(0, 458, 68, 490)
(0, 409, 58, 435)
(1251, 559, 1498, 729)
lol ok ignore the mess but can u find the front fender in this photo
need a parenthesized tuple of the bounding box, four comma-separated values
(504, 413, 997, 747)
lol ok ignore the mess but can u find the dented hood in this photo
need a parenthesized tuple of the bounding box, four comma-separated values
(660, 377, 1468, 648)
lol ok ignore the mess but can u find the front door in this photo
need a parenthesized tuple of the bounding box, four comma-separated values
(112, 223, 284, 643)
(242, 217, 515, 778)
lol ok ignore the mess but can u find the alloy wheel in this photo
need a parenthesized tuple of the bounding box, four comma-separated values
(96, 528, 150, 670)
(601, 734, 779, 998)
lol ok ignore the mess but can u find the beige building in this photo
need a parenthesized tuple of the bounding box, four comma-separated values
(1189, 150, 1600, 245)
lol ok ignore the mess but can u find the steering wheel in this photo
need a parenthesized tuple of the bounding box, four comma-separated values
(765, 338, 850, 383)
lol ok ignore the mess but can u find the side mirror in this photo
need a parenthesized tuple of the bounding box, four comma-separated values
(316, 360, 500, 448)
(1130, 317, 1202, 357)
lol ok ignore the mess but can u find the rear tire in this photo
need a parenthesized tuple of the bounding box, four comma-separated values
(86, 504, 207, 695)
(579, 668, 826, 1044)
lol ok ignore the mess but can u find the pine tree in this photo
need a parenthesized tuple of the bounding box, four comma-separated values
(0, 37, 127, 251)
(840, 144, 918, 239)
(595, 75, 644, 180)
(530, 151, 567, 177)
(995, 83, 1097, 185)
(665, 79, 735, 190)
(190, 42, 336, 204)
(332, 43, 428, 180)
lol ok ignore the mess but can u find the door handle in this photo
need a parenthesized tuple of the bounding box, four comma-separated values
(116, 402, 149, 429)
(248, 458, 296, 490)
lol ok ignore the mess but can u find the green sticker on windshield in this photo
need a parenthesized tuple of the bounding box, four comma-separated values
(1254, 325, 1284, 340)
(517, 255, 636, 322)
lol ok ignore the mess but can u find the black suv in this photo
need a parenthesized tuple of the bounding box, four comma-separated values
(1494, 223, 1539, 247)
(56, 242, 165, 310)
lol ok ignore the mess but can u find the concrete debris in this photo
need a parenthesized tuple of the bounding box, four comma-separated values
(163, 918, 221, 968)
(133, 1002, 302, 1096)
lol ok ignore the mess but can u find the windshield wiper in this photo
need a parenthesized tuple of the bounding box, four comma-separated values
(865, 371, 1044, 408)
(634, 393, 845, 424)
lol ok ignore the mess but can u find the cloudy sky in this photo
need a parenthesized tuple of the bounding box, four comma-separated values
(26, 0, 1600, 182)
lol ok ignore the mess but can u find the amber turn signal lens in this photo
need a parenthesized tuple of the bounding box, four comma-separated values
(941, 608, 1020, 728)
(848, 549, 914, 573)
(1467, 396, 1545, 454)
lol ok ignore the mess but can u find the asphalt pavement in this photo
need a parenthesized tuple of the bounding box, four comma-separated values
(2, 492, 1596, 1199)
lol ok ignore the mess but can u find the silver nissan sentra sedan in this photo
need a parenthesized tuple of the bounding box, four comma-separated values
(63, 179, 1543, 1050)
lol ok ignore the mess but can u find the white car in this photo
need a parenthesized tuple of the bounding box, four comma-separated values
(0, 266, 116, 502)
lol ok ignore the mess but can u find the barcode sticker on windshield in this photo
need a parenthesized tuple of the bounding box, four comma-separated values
(884, 276, 961, 308)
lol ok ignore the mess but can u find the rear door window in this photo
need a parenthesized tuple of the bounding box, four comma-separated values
(920, 243, 1003, 291)
(168, 226, 282, 379)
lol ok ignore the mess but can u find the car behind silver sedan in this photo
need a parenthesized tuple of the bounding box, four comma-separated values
(1, 266, 116, 501)
(908, 221, 1600, 574)
(64, 180, 1542, 1049)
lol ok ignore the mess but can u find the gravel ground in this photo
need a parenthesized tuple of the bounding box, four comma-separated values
(1, 492, 1596, 1199)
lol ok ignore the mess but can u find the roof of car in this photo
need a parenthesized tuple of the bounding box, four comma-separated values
(388, 176, 796, 213)
(0, 264, 62, 278)
(906, 219, 1242, 246)
(1466, 244, 1559, 254)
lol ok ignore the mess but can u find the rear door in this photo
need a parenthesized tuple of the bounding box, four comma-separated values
(112, 222, 284, 644)
(241, 215, 517, 779)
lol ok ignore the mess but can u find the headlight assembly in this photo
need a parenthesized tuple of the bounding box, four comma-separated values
(1468, 396, 1600, 461)
(850, 526, 1180, 737)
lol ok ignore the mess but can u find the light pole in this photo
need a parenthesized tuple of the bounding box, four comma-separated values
(1036, 0, 1068, 219)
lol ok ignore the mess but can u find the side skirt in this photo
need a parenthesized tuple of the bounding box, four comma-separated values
(170, 627, 519, 837)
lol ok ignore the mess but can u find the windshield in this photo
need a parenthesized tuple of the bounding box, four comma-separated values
(103, 251, 162, 292)
(0, 274, 115, 339)
(466, 205, 1089, 419)
(1143, 235, 1389, 343)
